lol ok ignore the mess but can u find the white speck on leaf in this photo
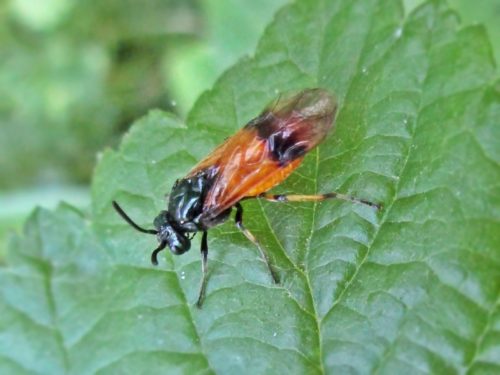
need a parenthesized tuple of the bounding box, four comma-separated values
(394, 27, 403, 38)
(171, 100, 177, 107)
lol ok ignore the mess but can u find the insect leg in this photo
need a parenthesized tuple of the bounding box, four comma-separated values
(258, 192, 381, 210)
(196, 231, 209, 309)
(234, 202, 279, 283)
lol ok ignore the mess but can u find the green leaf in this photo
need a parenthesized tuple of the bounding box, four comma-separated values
(2, 0, 500, 374)
(405, 0, 500, 65)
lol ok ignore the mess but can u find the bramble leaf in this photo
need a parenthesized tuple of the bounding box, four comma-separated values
(1, 0, 499, 374)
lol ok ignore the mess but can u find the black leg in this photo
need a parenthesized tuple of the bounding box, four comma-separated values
(258, 192, 381, 210)
(196, 231, 209, 308)
(151, 241, 167, 265)
(235, 203, 279, 283)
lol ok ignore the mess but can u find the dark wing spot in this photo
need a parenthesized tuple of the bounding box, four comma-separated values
(268, 132, 307, 166)
(246, 113, 306, 165)
(245, 112, 275, 137)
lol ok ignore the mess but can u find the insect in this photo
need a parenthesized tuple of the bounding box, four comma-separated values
(113, 88, 380, 308)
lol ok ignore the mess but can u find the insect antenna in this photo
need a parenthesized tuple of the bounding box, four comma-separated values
(271, 92, 283, 112)
(112, 201, 158, 235)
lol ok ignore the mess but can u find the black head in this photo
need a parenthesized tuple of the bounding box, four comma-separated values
(153, 211, 191, 255)
(112, 201, 191, 266)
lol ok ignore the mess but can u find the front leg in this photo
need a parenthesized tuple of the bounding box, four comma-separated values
(195, 231, 209, 308)
(234, 202, 279, 283)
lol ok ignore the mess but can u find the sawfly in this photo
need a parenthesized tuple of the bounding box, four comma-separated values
(113, 88, 380, 307)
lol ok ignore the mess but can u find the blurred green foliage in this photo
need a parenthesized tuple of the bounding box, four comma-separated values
(0, 0, 196, 189)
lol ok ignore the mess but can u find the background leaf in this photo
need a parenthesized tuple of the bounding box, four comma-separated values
(166, 0, 290, 114)
(1, 0, 500, 374)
